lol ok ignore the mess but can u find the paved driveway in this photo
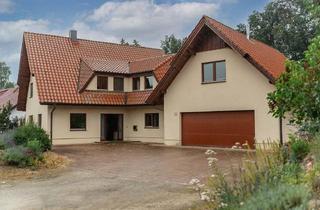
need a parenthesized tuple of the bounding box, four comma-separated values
(0, 143, 244, 210)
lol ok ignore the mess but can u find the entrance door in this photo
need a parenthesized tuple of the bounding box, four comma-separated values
(101, 114, 123, 141)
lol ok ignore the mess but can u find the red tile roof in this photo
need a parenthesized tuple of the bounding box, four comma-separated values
(0, 87, 19, 108)
(17, 32, 165, 108)
(18, 16, 286, 109)
(204, 16, 286, 79)
(147, 16, 287, 103)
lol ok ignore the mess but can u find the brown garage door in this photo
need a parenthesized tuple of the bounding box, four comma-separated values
(181, 111, 255, 148)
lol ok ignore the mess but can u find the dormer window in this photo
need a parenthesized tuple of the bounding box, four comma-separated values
(144, 75, 154, 90)
(114, 77, 124, 91)
(132, 77, 140, 91)
(202, 60, 226, 83)
(97, 76, 108, 90)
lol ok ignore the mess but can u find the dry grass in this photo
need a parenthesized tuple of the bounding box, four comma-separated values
(0, 151, 71, 181)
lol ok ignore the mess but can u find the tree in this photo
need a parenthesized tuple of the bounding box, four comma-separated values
(236, 23, 247, 35)
(0, 102, 13, 132)
(237, 0, 317, 60)
(120, 38, 129, 45)
(160, 34, 186, 54)
(0, 62, 14, 89)
(132, 40, 140, 47)
(267, 35, 320, 135)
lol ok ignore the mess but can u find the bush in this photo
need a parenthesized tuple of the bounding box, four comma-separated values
(239, 183, 310, 210)
(2, 145, 32, 167)
(26, 139, 43, 159)
(14, 124, 50, 151)
(0, 129, 16, 149)
(290, 136, 310, 162)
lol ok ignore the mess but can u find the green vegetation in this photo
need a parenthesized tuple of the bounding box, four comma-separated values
(236, 0, 317, 60)
(14, 123, 51, 152)
(0, 61, 14, 89)
(0, 124, 50, 167)
(160, 34, 186, 54)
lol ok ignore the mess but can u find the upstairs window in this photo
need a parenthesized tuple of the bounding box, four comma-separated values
(114, 77, 124, 91)
(70, 113, 86, 131)
(97, 76, 108, 90)
(144, 75, 154, 89)
(132, 77, 140, 91)
(202, 60, 226, 83)
(145, 113, 159, 128)
(29, 82, 33, 98)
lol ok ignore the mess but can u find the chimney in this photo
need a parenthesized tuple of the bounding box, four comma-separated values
(246, 24, 250, 40)
(69, 30, 77, 42)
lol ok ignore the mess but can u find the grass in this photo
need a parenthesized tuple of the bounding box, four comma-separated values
(0, 151, 71, 181)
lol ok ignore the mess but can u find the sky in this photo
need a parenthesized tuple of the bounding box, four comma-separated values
(0, 0, 270, 82)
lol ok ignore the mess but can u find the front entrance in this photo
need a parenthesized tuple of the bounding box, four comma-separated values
(101, 114, 123, 141)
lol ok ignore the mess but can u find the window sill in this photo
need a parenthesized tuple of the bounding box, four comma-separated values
(70, 128, 87, 131)
(144, 126, 159, 129)
(201, 80, 226, 85)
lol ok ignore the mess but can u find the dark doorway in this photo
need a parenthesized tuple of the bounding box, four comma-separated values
(101, 114, 123, 141)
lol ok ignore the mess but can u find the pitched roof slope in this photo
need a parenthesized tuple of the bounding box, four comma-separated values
(0, 87, 19, 108)
(19, 32, 164, 106)
(147, 16, 287, 103)
(204, 16, 286, 79)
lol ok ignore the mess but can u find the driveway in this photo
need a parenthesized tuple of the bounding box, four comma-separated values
(0, 143, 244, 210)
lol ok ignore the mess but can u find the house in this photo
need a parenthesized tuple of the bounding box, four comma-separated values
(17, 16, 291, 147)
(0, 86, 25, 121)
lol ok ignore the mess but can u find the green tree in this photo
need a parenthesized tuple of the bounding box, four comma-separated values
(120, 38, 129, 45)
(236, 23, 247, 35)
(267, 35, 320, 135)
(132, 40, 140, 47)
(0, 62, 14, 89)
(237, 0, 317, 60)
(160, 34, 186, 54)
(0, 102, 13, 132)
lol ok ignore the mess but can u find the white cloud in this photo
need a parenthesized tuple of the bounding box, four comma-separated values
(0, 19, 55, 81)
(73, 0, 220, 47)
(0, 0, 14, 13)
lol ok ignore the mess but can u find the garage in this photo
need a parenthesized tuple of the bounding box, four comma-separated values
(181, 111, 255, 148)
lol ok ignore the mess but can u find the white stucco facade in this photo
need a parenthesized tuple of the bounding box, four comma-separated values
(163, 48, 291, 146)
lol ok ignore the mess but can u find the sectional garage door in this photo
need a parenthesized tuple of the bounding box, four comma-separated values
(181, 111, 255, 148)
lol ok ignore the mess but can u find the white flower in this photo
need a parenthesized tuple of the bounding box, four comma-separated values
(211, 174, 216, 178)
(207, 157, 218, 166)
(220, 202, 228, 207)
(235, 142, 241, 146)
(205, 149, 216, 155)
(240, 202, 244, 206)
(231, 145, 238, 149)
(200, 192, 210, 201)
(189, 178, 200, 185)
(242, 142, 248, 147)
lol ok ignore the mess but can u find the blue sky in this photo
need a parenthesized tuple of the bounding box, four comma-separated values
(0, 0, 269, 81)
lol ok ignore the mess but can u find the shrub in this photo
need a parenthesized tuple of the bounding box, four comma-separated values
(290, 136, 310, 162)
(239, 183, 310, 210)
(0, 129, 16, 149)
(26, 139, 43, 159)
(2, 145, 32, 167)
(14, 124, 50, 151)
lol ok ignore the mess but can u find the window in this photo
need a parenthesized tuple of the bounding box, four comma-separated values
(114, 77, 124, 91)
(145, 113, 159, 128)
(29, 83, 33, 98)
(132, 77, 140, 91)
(202, 60, 226, 83)
(70, 113, 86, 130)
(38, 114, 42, 128)
(144, 75, 154, 89)
(28, 115, 33, 124)
(97, 76, 108, 90)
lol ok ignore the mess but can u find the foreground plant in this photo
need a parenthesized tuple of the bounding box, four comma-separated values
(190, 141, 316, 210)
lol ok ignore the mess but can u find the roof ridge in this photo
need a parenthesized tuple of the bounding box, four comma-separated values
(203, 16, 284, 55)
(130, 54, 174, 63)
(23, 31, 164, 52)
